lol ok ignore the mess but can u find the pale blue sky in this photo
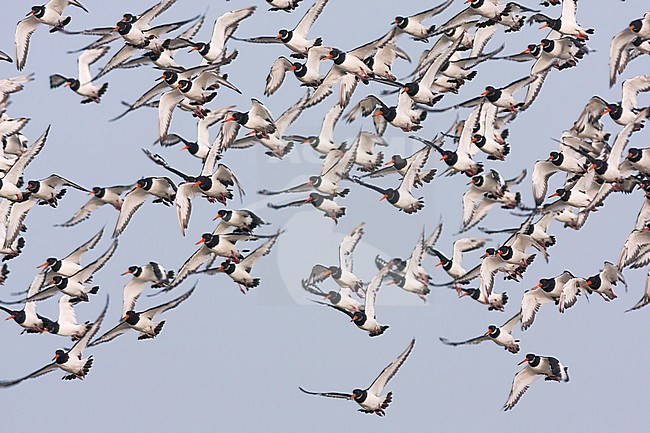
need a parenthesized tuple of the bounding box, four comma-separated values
(0, 1, 649, 432)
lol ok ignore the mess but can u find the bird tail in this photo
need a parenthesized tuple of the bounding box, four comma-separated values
(98, 82, 109, 98)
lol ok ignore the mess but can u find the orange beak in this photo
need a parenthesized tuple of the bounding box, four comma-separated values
(467, 179, 475, 185)
(392, 19, 399, 24)
(64, 82, 71, 87)
(539, 23, 550, 30)
(195, 238, 206, 245)
(113, 25, 120, 31)
(276, 33, 283, 39)
(380, 194, 388, 201)
(53, 353, 60, 361)
(304, 196, 314, 203)
(440, 155, 449, 161)
(435, 262, 443, 267)
(385, 159, 395, 166)
(601, 108, 612, 115)
(548, 192, 559, 198)
(193, 180, 202, 187)
(484, 329, 491, 336)
(372, 111, 383, 118)
(290, 65, 297, 71)
(589, 163, 597, 171)
(181, 145, 190, 151)
(213, 214, 222, 221)
(321, 54, 333, 60)
(518, 358, 528, 365)
(121, 270, 132, 276)
(224, 116, 235, 123)
(37, 261, 49, 268)
(521, 48, 531, 54)
(585, 280, 592, 286)
(532, 283, 542, 289)
(5, 315, 15, 321)
(481, 90, 490, 96)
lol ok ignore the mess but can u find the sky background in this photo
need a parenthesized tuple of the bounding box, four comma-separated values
(0, 0, 649, 432)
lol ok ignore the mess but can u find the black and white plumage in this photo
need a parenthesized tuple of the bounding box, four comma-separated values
(440, 312, 521, 353)
(317, 263, 392, 337)
(264, 46, 330, 96)
(20, 240, 118, 304)
(235, 0, 329, 56)
(283, 103, 345, 155)
(306, 30, 397, 107)
(183, 7, 256, 64)
(57, 183, 133, 227)
(626, 266, 650, 312)
(350, 147, 429, 214)
(90, 284, 195, 346)
(503, 353, 569, 411)
(40, 295, 93, 341)
(299, 338, 415, 416)
(142, 145, 243, 235)
(0, 297, 107, 387)
(429, 237, 490, 281)
(609, 13, 650, 87)
(267, 192, 346, 224)
(15, 0, 89, 70)
(528, 0, 594, 40)
(49, 47, 109, 103)
(121, 261, 174, 314)
(266, 0, 304, 13)
(362, 146, 436, 187)
(213, 209, 268, 234)
(112, 177, 177, 238)
(0, 273, 51, 334)
(222, 98, 277, 143)
(231, 93, 308, 158)
(520, 270, 575, 330)
(305, 223, 365, 295)
(0, 126, 49, 202)
(199, 233, 282, 292)
(392, 0, 454, 41)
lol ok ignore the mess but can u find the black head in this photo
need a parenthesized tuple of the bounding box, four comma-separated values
(324, 291, 341, 304)
(124, 265, 142, 277)
(486, 324, 499, 338)
(482, 86, 501, 102)
(216, 209, 231, 220)
(4, 309, 25, 324)
(228, 111, 248, 126)
(124, 310, 140, 326)
(198, 233, 219, 248)
(390, 155, 407, 170)
(537, 278, 555, 292)
(380, 188, 399, 204)
(524, 44, 540, 56)
(539, 39, 555, 52)
(182, 141, 200, 155)
(471, 134, 486, 148)
(92, 186, 105, 198)
(585, 274, 601, 289)
(431, 249, 452, 270)
(497, 245, 513, 260)
(307, 176, 321, 188)
(307, 192, 324, 206)
(41, 318, 59, 334)
(114, 21, 132, 35)
(328, 266, 342, 279)
(277, 29, 292, 43)
(552, 188, 571, 201)
(627, 148, 642, 163)
(53, 349, 68, 364)
(161, 70, 179, 85)
(391, 258, 407, 272)
(136, 178, 153, 190)
(393, 16, 408, 29)
(26, 180, 40, 193)
(145, 51, 162, 61)
(629, 19, 643, 33)
(521, 353, 538, 366)
(547, 151, 563, 165)
(326, 49, 345, 64)
(121, 13, 137, 23)
(65, 78, 81, 91)
(291, 62, 307, 77)
(52, 275, 67, 288)
(219, 260, 236, 274)
(541, 18, 561, 31)
(403, 82, 419, 97)
(351, 388, 367, 403)
(604, 102, 622, 120)
(191, 42, 210, 56)
(440, 150, 458, 166)
(194, 176, 213, 191)
(470, 175, 484, 187)
(177, 79, 192, 93)
(350, 310, 367, 326)
(28, 6, 45, 18)
(461, 288, 480, 300)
